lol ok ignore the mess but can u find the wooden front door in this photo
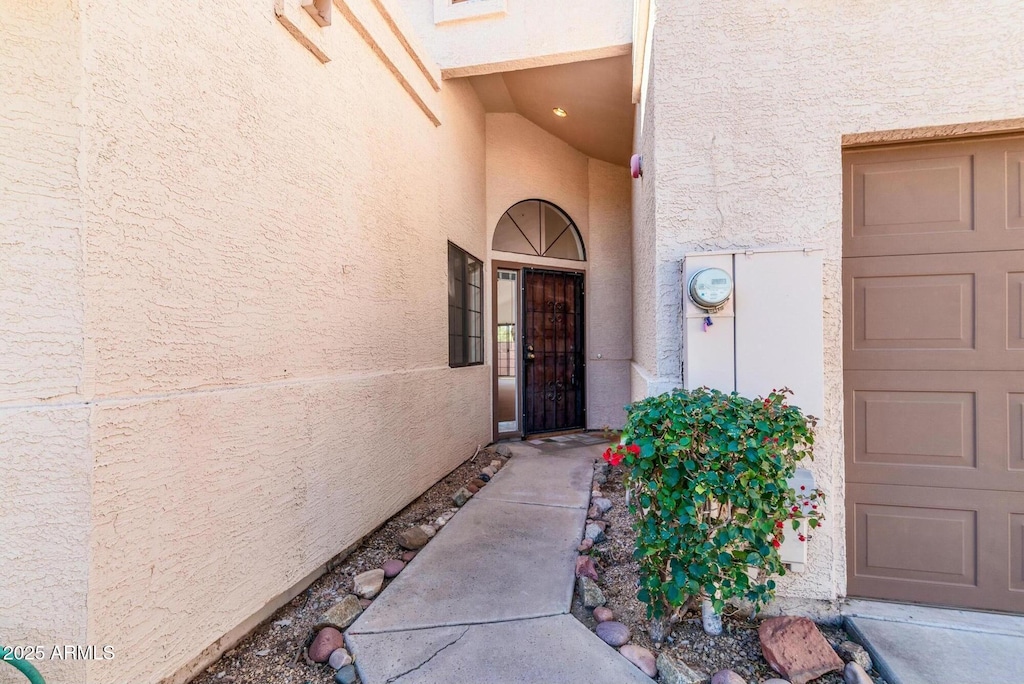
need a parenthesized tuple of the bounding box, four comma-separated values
(522, 268, 585, 435)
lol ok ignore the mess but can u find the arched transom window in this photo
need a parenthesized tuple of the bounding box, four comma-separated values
(492, 199, 586, 261)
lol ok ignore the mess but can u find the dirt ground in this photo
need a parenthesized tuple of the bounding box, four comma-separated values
(191, 447, 506, 684)
(572, 462, 888, 684)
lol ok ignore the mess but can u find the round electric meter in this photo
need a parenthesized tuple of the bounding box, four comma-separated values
(688, 267, 733, 312)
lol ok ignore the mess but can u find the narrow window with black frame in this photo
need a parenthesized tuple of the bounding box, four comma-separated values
(448, 242, 484, 367)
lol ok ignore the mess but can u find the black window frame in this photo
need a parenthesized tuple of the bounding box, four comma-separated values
(448, 242, 484, 368)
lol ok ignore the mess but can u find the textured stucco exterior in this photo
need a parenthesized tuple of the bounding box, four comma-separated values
(3, 1, 492, 682)
(636, 0, 1024, 604)
(1, 3, 90, 684)
(485, 113, 632, 431)
(399, 0, 633, 76)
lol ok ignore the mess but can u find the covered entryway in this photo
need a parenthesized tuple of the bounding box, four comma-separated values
(843, 134, 1024, 612)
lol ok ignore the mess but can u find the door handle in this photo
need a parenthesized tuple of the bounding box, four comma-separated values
(525, 344, 535, 361)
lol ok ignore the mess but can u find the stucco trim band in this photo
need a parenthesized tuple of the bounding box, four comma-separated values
(842, 118, 1024, 148)
(441, 43, 632, 80)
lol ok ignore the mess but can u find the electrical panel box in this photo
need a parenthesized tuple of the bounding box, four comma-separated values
(681, 253, 735, 393)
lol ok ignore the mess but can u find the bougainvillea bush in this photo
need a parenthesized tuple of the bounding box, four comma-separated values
(607, 387, 823, 627)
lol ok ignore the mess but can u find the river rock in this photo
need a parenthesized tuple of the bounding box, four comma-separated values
(577, 576, 606, 608)
(353, 568, 385, 599)
(584, 523, 606, 544)
(466, 483, 480, 494)
(843, 662, 872, 684)
(382, 559, 405, 578)
(452, 487, 473, 507)
(471, 478, 487, 488)
(401, 550, 418, 562)
(578, 538, 594, 552)
(490, 459, 502, 469)
(657, 653, 708, 684)
(593, 606, 613, 623)
(317, 595, 362, 630)
(595, 620, 630, 647)
(334, 664, 357, 684)
(620, 644, 657, 677)
(309, 627, 345, 663)
(575, 555, 599, 580)
(495, 444, 512, 457)
(711, 669, 747, 684)
(397, 526, 430, 550)
(758, 616, 844, 684)
(593, 497, 613, 513)
(328, 648, 352, 669)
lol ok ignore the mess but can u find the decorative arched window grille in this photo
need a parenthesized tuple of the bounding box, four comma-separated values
(492, 199, 586, 261)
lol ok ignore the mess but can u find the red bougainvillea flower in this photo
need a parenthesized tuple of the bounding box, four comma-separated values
(603, 447, 624, 467)
(775, 521, 784, 529)
(771, 538, 781, 548)
(798, 534, 806, 542)
(626, 444, 641, 456)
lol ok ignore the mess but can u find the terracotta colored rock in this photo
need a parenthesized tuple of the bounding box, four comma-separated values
(575, 555, 599, 580)
(710, 669, 747, 684)
(382, 559, 405, 578)
(397, 526, 430, 550)
(358, 598, 372, 608)
(761, 680, 792, 684)
(401, 550, 418, 562)
(317, 595, 363, 630)
(466, 483, 480, 494)
(577, 538, 594, 552)
(758, 616, 844, 684)
(471, 478, 487, 488)
(309, 627, 345, 663)
(595, 620, 630, 647)
(587, 504, 601, 518)
(620, 644, 657, 677)
(593, 606, 613, 623)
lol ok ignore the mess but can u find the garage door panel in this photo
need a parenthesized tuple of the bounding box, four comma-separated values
(844, 251, 1024, 371)
(845, 371, 1024, 492)
(845, 137, 1024, 256)
(845, 134, 1024, 613)
(851, 155, 973, 237)
(847, 484, 1024, 613)
(1004, 150, 1024, 231)
(1009, 272, 1024, 350)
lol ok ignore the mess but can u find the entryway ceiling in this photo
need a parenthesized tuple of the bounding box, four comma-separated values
(467, 55, 634, 166)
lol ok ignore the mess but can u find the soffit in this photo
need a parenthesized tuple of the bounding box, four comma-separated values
(467, 55, 634, 166)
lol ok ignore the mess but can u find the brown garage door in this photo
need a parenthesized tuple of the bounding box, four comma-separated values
(844, 134, 1024, 613)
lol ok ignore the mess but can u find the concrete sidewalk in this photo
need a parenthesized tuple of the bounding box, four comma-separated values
(345, 442, 654, 684)
(843, 599, 1024, 684)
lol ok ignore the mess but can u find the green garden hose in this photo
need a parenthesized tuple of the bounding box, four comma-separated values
(1, 648, 46, 684)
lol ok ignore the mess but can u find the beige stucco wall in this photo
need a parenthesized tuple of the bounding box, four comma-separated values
(0, 3, 91, 684)
(639, 0, 1024, 604)
(485, 113, 632, 431)
(399, 0, 633, 76)
(4, 1, 490, 682)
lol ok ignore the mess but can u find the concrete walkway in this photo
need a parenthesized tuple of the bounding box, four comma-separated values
(843, 599, 1024, 684)
(346, 441, 654, 684)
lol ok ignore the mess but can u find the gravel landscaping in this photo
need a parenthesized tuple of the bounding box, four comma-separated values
(573, 455, 889, 684)
(191, 446, 508, 684)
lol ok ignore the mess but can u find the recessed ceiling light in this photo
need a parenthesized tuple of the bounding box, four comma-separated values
(552, 107, 568, 118)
